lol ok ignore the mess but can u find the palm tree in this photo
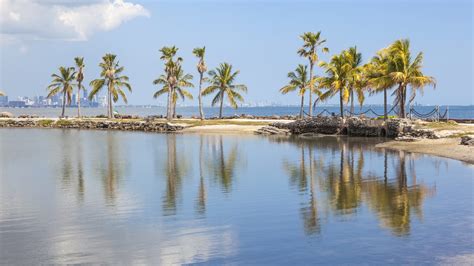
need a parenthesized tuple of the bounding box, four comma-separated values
(74, 57, 85, 118)
(193, 46, 207, 120)
(280, 64, 312, 119)
(89, 54, 132, 119)
(158, 46, 183, 120)
(387, 39, 436, 118)
(365, 48, 395, 120)
(153, 65, 194, 117)
(318, 52, 351, 118)
(297, 31, 329, 117)
(202, 63, 247, 118)
(47, 66, 76, 118)
(344, 46, 366, 114)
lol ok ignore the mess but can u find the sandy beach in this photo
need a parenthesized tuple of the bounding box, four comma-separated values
(376, 138, 474, 164)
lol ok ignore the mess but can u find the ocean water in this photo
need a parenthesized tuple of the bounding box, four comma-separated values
(1, 105, 473, 119)
(0, 128, 472, 264)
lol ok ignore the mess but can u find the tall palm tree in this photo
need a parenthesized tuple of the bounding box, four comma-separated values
(193, 46, 207, 120)
(297, 31, 329, 117)
(74, 57, 85, 118)
(344, 46, 366, 114)
(89, 54, 132, 119)
(47, 66, 76, 118)
(202, 63, 247, 118)
(280, 64, 312, 119)
(318, 52, 351, 118)
(153, 65, 194, 117)
(387, 39, 436, 118)
(159, 46, 183, 120)
(365, 48, 395, 120)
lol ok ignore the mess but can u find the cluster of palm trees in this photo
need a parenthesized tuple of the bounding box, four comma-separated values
(47, 54, 131, 119)
(47, 47, 247, 120)
(281, 32, 436, 119)
(45, 32, 434, 121)
(152, 46, 247, 120)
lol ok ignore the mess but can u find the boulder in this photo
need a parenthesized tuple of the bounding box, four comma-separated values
(460, 136, 474, 146)
(254, 126, 290, 135)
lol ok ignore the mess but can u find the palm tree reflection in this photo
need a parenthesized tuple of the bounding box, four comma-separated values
(162, 134, 188, 215)
(208, 136, 239, 194)
(281, 137, 435, 236)
(100, 132, 125, 206)
(283, 143, 320, 234)
(59, 130, 85, 203)
(195, 135, 207, 214)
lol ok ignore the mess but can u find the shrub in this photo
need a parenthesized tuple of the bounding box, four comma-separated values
(38, 119, 54, 127)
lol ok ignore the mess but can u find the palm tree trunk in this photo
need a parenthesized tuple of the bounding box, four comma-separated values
(219, 91, 224, 119)
(350, 89, 354, 115)
(172, 98, 177, 119)
(77, 83, 81, 118)
(109, 90, 114, 119)
(399, 84, 406, 118)
(61, 89, 67, 118)
(300, 94, 304, 119)
(308, 62, 314, 117)
(340, 89, 344, 119)
(198, 73, 204, 120)
(166, 86, 173, 121)
(384, 88, 387, 120)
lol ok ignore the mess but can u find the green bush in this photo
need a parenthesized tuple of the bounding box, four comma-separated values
(376, 115, 397, 120)
(38, 119, 54, 127)
(55, 119, 73, 127)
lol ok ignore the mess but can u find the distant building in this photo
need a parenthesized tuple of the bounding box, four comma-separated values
(98, 96, 107, 107)
(0, 95, 8, 107)
(9, 101, 26, 108)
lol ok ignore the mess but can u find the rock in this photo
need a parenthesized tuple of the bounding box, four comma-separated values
(254, 126, 290, 135)
(0, 112, 13, 118)
(460, 136, 474, 146)
(278, 116, 343, 135)
(0, 119, 184, 132)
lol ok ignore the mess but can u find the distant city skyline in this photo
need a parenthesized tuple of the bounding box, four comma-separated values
(1, 0, 472, 106)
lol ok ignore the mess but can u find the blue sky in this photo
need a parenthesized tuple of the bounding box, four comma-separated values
(0, 0, 472, 106)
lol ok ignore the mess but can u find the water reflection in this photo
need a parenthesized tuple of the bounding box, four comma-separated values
(277, 136, 436, 236)
(207, 136, 240, 193)
(1, 129, 470, 264)
(162, 134, 189, 215)
(196, 135, 207, 215)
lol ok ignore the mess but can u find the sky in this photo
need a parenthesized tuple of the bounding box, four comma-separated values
(0, 0, 472, 106)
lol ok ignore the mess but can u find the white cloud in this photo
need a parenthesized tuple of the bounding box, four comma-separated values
(0, 0, 150, 42)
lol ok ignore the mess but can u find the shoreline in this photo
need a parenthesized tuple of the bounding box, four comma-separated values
(1, 117, 473, 164)
(376, 138, 474, 164)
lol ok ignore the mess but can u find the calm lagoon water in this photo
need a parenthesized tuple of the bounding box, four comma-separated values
(0, 129, 473, 264)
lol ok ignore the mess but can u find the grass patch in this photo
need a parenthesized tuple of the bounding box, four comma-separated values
(447, 132, 474, 138)
(376, 115, 398, 120)
(38, 119, 54, 127)
(55, 119, 74, 126)
(424, 121, 460, 130)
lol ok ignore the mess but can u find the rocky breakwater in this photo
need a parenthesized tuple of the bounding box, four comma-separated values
(272, 116, 344, 135)
(268, 116, 442, 139)
(0, 119, 184, 133)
